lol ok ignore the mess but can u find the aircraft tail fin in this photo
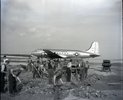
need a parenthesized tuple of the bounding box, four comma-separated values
(86, 42, 99, 55)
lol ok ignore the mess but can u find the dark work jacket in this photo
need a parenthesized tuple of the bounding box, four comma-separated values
(48, 63, 53, 69)
(8, 73, 16, 85)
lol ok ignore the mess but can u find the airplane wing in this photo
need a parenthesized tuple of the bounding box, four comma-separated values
(43, 49, 62, 59)
(1, 54, 31, 63)
(1, 54, 31, 57)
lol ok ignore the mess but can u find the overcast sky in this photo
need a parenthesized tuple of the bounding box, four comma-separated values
(1, 0, 122, 59)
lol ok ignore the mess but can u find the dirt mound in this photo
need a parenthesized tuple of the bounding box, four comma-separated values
(72, 86, 106, 99)
(18, 74, 105, 100)
(82, 74, 104, 86)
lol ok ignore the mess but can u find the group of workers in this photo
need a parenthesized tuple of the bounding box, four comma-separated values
(27, 58, 90, 85)
(0, 56, 90, 95)
(0, 56, 23, 95)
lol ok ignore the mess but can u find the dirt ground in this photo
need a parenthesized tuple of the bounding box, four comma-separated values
(1, 61, 123, 100)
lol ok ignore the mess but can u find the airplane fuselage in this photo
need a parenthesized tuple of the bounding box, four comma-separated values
(1, 42, 100, 60)
(31, 49, 99, 59)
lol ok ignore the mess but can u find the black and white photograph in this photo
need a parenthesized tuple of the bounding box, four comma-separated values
(1, 0, 122, 100)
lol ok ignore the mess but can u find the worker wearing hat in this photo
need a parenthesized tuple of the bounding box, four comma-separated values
(0, 59, 10, 93)
(3, 55, 9, 64)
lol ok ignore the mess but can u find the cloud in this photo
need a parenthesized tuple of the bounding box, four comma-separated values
(19, 33, 26, 37)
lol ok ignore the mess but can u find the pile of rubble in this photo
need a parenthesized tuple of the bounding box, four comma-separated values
(71, 74, 106, 99)
(82, 74, 104, 86)
(20, 79, 50, 94)
(18, 73, 105, 99)
(72, 86, 107, 98)
(19, 79, 69, 99)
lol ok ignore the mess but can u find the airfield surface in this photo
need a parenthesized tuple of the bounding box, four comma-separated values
(1, 61, 123, 100)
